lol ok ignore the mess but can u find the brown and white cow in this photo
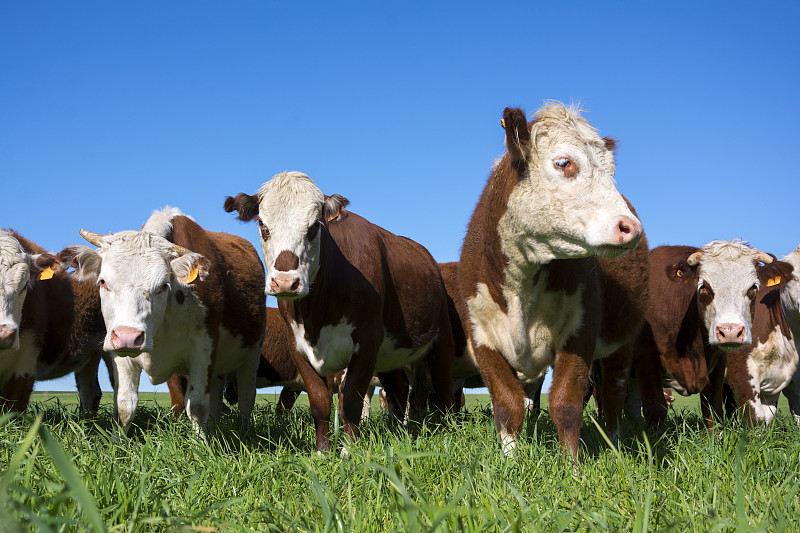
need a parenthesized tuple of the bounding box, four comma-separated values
(224, 172, 455, 452)
(62, 207, 265, 435)
(458, 103, 645, 459)
(779, 246, 800, 423)
(0, 230, 107, 413)
(633, 241, 783, 428)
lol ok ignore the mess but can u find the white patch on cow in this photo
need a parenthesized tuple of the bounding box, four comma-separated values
(0, 231, 32, 349)
(290, 317, 357, 376)
(140, 206, 193, 238)
(745, 325, 798, 404)
(500, 430, 517, 457)
(374, 332, 431, 373)
(0, 331, 38, 383)
(694, 240, 761, 347)
(594, 338, 625, 360)
(257, 172, 324, 298)
(496, 104, 639, 266)
(466, 277, 584, 380)
(747, 395, 778, 425)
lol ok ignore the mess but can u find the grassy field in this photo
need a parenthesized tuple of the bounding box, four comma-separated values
(2, 391, 799, 531)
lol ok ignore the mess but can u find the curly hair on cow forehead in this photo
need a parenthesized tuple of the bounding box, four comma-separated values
(700, 239, 757, 258)
(98, 230, 179, 258)
(0, 231, 28, 267)
(258, 171, 325, 217)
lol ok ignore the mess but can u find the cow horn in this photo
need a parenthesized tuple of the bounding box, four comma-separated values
(173, 244, 193, 256)
(686, 251, 702, 266)
(79, 229, 105, 247)
(755, 251, 773, 264)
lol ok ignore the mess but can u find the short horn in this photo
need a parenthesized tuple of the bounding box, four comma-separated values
(79, 229, 105, 247)
(173, 244, 194, 256)
(755, 251, 773, 264)
(687, 251, 702, 266)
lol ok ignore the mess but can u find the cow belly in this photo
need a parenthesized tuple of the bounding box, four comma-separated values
(466, 282, 583, 380)
(135, 328, 214, 385)
(747, 326, 799, 396)
(212, 325, 260, 375)
(0, 332, 38, 382)
(374, 332, 431, 373)
(291, 318, 356, 376)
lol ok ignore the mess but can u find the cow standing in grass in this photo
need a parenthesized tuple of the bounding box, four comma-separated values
(458, 103, 645, 459)
(0, 230, 107, 413)
(62, 208, 265, 435)
(224, 172, 455, 452)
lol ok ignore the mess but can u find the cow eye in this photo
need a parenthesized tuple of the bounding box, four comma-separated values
(257, 218, 271, 240)
(159, 282, 170, 294)
(98, 278, 109, 291)
(747, 285, 758, 299)
(307, 222, 319, 241)
(553, 158, 570, 168)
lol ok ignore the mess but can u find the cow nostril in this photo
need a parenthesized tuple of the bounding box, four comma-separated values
(134, 332, 145, 348)
(290, 279, 300, 291)
(618, 220, 631, 235)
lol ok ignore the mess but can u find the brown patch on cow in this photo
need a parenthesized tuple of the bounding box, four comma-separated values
(223, 193, 260, 222)
(602, 136, 618, 153)
(274, 251, 300, 272)
(502, 107, 531, 165)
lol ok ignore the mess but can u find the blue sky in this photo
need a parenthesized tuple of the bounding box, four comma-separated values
(3, 2, 799, 394)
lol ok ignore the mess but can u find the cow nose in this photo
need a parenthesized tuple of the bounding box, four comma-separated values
(716, 323, 746, 344)
(0, 325, 17, 349)
(111, 327, 146, 351)
(270, 273, 302, 296)
(613, 216, 643, 246)
(686, 375, 710, 395)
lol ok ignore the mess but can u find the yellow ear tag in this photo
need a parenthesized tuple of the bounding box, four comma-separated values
(186, 266, 199, 284)
(767, 276, 781, 287)
(39, 267, 55, 280)
(501, 118, 506, 129)
(327, 209, 340, 222)
(675, 269, 683, 278)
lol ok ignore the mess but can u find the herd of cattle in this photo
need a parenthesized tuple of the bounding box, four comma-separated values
(3, 102, 800, 460)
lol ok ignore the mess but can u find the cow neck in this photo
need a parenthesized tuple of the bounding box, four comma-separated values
(754, 286, 792, 343)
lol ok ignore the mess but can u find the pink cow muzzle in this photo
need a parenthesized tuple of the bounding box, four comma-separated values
(110, 326, 146, 352)
(0, 325, 18, 349)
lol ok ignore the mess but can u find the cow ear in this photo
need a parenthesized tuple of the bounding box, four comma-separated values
(223, 193, 260, 222)
(757, 257, 794, 289)
(603, 137, 618, 154)
(172, 253, 210, 285)
(32, 253, 64, 280)
(502, 107, 531, 163)
(666, 259, 697, 284)
(322, 194, 349, 224)
(57, 245, 102, 281)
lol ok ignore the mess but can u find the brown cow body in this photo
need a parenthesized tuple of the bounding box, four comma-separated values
(0, 230, 107, 413)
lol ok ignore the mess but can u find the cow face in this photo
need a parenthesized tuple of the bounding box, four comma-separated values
(224, 172, 345, 300)
(0, 232, 33, 350)
(779, 245, 800, 328)
(689, 240, 772, 350)
(64, 230, 209, 354)
(500, 105, 642, 263)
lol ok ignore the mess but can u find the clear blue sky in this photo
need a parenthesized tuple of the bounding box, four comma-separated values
(3, 2, 799, 394)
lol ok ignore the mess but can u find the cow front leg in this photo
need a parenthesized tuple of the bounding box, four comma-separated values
(184, 361, 213, 437)
(234, 348, 259, 432)
(598, 343, 634, 446)
(276, 387, 301, 416)
(700, 359, 725, 430)
(339, 345, 380, 449)
(74, 352, 103, 412)
(0, 374, 35, 413)
(166, 374, 188, 418)
(425, 310, 457, 413)
(472, 343, 525, 456)
(377, 369, 410, 423)
(634, 324, 668, 429)
(550, 340, 593, 462)
(112, 355, 142, 436)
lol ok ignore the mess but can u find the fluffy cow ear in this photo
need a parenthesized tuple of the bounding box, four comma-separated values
(223, 193, 260, 222)
(32, 253, 64, 280)
(172, 253, 211, 285)
(57, 245, 102, 281)
(757, 257, 794, 290)
(502, 107, 531, 163)
(322, 194, 350, 224)
(603, 137, 618, 154)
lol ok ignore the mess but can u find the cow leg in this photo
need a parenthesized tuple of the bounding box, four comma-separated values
(0, 374, 35, 413)
(700, 360, 725, 431)
(276, 387, 301, 416)
(634, 325, 668, 429)
(75, 352, 103, 412)
(523, 376, 545, 415)
(625, 378, 643, 423)
(473, 343, 525, 456)
(425, 313, 457, 414)
(377, 369, 410, 423)
(234, 349, 260, 432)
(362, 383, 376, 421)
(598, 343, 634, 446)
(166, 374, 188, 418)
(550, 338, 593, 462)
(783, 372, 800, 426)
(208, 374, 225, 421)
(112, 355, 142, 436)
(293, 357, 333, 452)
(184, 360, 213, 436)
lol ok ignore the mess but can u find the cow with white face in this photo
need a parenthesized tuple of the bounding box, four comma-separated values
(0, 232, 34, 352)
(225, 172, 456, 452)
(63, 208, 265, 435)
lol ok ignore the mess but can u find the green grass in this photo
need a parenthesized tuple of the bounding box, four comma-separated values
(2, 393, 799, 531)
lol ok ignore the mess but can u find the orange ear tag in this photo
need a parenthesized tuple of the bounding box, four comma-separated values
(186, 266, 199, 284)
(39, 267, 55, 280)
(327, 209, 340, 222)
(767, 276, 781, 287)
(675, 269, 683, 278)
(501, 118, 506, 129)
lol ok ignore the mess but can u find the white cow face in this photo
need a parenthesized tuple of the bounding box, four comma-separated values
(0, 232, 32, 350)
(691, 240, 768, 350)
(500, 104, 642, 263)
(780, 245, 800, 328)
(66, 230, 208, 354)
(255, 171, 326, 300)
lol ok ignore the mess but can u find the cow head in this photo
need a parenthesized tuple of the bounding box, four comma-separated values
(0, 231, 57, 350)
(780, 245, 800, 330)
(681, 240, 774, 350)
(499, 104, 642, 263)
(224, 171, 346, 300)
(61, 230, 209, 354)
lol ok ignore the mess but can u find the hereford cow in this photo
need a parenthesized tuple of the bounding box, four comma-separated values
(634, 241, 785, 428)
(458, 103, 646, 459)
(0, 230, 107, 412)
(780, 247, 800, 423)
(62, 207, 265, 435)
(224, 171, 455, 452)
